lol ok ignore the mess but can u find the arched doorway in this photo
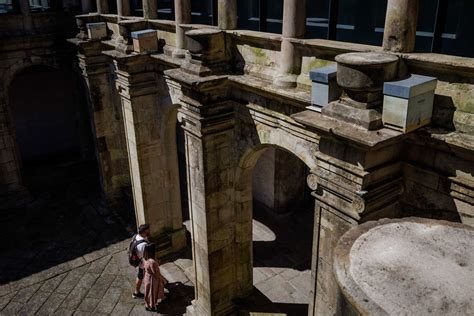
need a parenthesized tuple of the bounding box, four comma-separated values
(8, 65, 96, 193)
(236, 145, 315, 315)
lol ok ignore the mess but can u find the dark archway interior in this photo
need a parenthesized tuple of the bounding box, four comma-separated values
(248, 146, 314, 315)
(9, 65, 98, 193)
(0, 65, 132, 285)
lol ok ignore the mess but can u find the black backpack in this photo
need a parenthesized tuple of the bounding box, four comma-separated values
(128, 235, 148, 267)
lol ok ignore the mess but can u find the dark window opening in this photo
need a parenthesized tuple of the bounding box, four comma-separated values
(237, 0, 282, 33)
(191, 0, 215, 25)
(157, 0, 174, 20)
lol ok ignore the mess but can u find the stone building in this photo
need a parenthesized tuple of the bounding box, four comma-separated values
(1, 0, 473, 315)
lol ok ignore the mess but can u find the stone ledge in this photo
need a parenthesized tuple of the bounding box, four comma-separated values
(292, 110, 404, 149)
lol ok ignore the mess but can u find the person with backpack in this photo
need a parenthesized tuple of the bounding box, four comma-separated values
(128, 223, 150, 299)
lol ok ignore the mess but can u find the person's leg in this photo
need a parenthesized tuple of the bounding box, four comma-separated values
(133, 268, 144, 297)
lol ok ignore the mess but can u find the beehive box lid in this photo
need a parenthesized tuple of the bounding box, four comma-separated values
(309, 64, 337, 83)
(384, 74, 437, 99)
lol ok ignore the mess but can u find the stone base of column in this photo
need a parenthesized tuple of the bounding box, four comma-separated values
(273, 73, 298, 89)
(322, 101, 382, 130)
(185, 299, 238, 316)
(152, 226, 187, 258)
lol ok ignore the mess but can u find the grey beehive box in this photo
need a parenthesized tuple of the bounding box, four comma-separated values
(383, 74, 437, 133)
(308, 64, 341, 112)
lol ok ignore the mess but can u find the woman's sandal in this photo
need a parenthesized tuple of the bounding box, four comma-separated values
(145, 306, 156, 312)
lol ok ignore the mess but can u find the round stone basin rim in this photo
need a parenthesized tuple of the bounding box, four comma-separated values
(186, 28, 222, 37)
(335, 52, 398, 66)
(334, 217, 474, 315)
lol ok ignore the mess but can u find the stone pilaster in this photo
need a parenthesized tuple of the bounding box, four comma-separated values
(383, 0, 419, 52)
(69, 37, 131, 209)
(306, 139, 404, 315)
(274, 0, 306, 88)
(217, 0, 237, 30)
(110, 53, 186, 256)
(173, 0, 191, 58)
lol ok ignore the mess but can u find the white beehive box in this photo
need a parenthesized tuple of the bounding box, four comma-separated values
(382, 74, 437, 133)
(308, 64, 341, 112)
(131, 29, 158, 54)
(86, 22, 107, 40)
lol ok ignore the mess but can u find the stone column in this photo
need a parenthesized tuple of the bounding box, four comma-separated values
(383, 0, 419, 52)
(117, 0, 131, 20)
(173, 0, 191, 58)
(143, 0, 157, 19)
(81, 0, 92, 13)
(217, 0, 237, 30)
(69, 38, 131, 209)
(96, 0, 109, 14)
(111, 54, 186, 256)
(274, 0, 306, 88)
(19, 0, 32, 31)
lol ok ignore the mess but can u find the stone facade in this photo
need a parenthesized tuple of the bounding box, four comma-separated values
(1, 0, 474, 315)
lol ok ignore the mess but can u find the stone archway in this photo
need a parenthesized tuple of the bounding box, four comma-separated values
(7, 64, 96, 192)
(234, 142, 315, 314)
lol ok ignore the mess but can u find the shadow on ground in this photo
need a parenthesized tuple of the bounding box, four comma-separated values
(0, 158, 134, 285)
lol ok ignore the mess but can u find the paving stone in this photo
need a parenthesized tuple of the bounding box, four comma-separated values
(76, 272, 101, 289)
(76, 297, 100, 312)
(87, 256, 111, 274)
(102, 256, 120, 275)
(93, 287, 122, 314)
(112, 302, 134, 314)
(53, 307, 74, 315)
(0, 285, 12, 298)
(39, 273, 67, 293)
(55, 265, 90, 294)
(0, 301, 23, 315)
(36, 293, 67, 315)
(129, 304, 154, 316)
(18, 289, 50, 314)
(58, 286, 89, 310)
(86, 274, 116, 299)
(111, 275, 133, 289)
(12, 283, 40, 302)
(0, 292, 15, 311)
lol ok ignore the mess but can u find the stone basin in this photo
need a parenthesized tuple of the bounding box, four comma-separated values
(335, 52, 399, 92)
(334, 217, 474, 315)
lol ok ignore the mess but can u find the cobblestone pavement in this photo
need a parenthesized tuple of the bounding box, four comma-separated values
(0, 162, 312, 315)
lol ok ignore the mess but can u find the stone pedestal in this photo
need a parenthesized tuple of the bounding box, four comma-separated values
(322, 52, 399, 130)
(181, 29, 227, 76)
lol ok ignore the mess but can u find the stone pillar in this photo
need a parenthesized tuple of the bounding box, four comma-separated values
(217, 0, 237, 30)
(383, 0, 419, 52)
(274, 0, 306, 88)
(0, 92, 29, 210)
(19, 0, 32, 31)
(165, 29, 249, 315)
(69, 39, 131, 209)
(96, 0, 109, 14)
(173, 0, 191, 58)
(117, 0, 131, 20)
(143, 0, 157, 19)
(81, 0, 92, 13)
(111, 54, 186, 256)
